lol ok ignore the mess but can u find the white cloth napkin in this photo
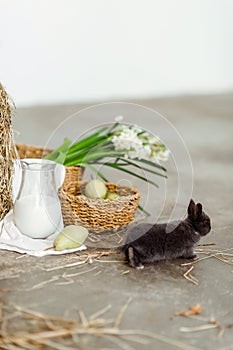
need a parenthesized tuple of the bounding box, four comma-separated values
(0, 159, 86, 257)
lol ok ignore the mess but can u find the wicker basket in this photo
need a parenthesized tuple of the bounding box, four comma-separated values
(59, 181, 140, 231)
(15, 144, 140, 231)
(15, 144, 83, 191)
(16, 143, 52, 159)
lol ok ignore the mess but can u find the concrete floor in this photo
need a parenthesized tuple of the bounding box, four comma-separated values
(1, 94, 233, 349)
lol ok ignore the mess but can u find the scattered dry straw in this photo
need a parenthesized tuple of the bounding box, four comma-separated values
(174, 305, 202, 317)
(181, 246, 233, 285)
(174, 304, 225, 337)
(0, 299, 204, 350)
(182, 247, 233, 267)
(183, 266, 199, 285)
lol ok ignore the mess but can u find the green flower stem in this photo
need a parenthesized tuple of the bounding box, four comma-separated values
(67, 123, 119, 155)
(107, 122, 120, 133)
(67, 135, 110, 156)
(67, 128, 108, 154)
(64, 151, 125, 166)
(135, 158, 167, 172)
(45, 138, 71, 162)
(118, 158, 167, 178)
(65, 139, 114, 165)
(138, 204, 150, 216)
(98, 162, 159, 188)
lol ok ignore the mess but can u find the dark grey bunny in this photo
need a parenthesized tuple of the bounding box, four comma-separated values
(121, 199, 211, 269)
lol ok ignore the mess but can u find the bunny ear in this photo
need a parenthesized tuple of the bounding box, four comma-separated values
(188, 199, 196, 216)
(196, 203, 203, 216)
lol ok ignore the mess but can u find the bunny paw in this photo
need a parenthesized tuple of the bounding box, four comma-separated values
(128, 247, 144, 269)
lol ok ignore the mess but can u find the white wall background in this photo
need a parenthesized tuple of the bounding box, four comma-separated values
(0, 0, 233, 107)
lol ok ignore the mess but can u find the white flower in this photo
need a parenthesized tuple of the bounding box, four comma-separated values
(157, 149, 170, 162)
(112, 126, 142, 151)
(115, 115, 124, 122)
(128, 150, 137, 159)
(148, 135, 161, 145)
(131, 125, 143, 134)
(143, 144, 152, 157)
(111, 123, 169, 163)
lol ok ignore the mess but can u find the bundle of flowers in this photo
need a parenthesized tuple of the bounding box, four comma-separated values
(45, 118, 169, 212)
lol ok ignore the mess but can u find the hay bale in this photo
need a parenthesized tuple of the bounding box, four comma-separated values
(0, 83, 17, 220)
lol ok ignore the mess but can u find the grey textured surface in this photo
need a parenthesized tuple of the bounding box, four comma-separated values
(1, 93, 233, 349)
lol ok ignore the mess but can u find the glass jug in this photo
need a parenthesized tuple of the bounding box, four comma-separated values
(13, 159, 63, 239)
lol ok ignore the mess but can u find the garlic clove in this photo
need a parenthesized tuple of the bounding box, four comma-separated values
(84, 179, 107, 199)
(54, 225, 89, 251)
(105, 192, 119, 200)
